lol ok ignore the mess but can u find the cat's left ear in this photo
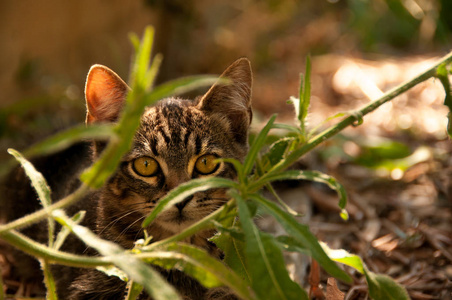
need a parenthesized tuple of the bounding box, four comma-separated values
(197, 58, 253, 145)
(85, 65, 130, 124)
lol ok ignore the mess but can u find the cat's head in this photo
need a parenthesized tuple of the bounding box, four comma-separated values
(84, 59, 252, 241)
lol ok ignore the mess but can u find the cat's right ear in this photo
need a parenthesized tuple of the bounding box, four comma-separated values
(197, 58, 253, 145)
(85, 65, 130, 124)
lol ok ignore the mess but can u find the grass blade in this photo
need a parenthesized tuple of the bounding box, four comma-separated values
(40, 259, 58, 300)
(129, 26, 154, 91)
(140, 243, 256, 300)
(252, 169, 348, 217)
(53, 210, 181, 300)
(8, 149, 55, 247)
(234, 191, 308, 300)
(299, 55, 312, 136)
(243, 114, 277, 176)
(251, 194, 352, 283)
(53, 211, 85, 250)
(125, 281, 144, 300)
(142, 177, 236, 227)
(320, 243, 409, 299)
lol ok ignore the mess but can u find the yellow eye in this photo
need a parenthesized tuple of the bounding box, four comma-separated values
(195, 154, 220, 175)
(132, 157, 159, 177)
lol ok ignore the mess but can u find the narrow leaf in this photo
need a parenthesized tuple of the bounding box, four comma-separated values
(53, 211, 85, 250)
(252, 194, 351, 283)
(8, 149, 55, 247)
(243, 114, 277, 176)
(320, 242, 364, 274)
(260, 137, 294, 172)
(125, 281, 144, 300)
(130, 25, 154, 91)
(53, 210, 181, 300)
(253, 169, 348, 215)
(299, 56, 312, 136)
(141, 243, 255, 300)
(234, 191, 308, 300)
(26, 124, 114, 158)
(144, 75, 223, 106)
(40, 259, 58, 300)
(436, 63, 452, 138)
(142, 177, 236, 227)
(210, 228, 250, 284)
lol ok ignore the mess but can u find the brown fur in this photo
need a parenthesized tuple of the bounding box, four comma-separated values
(0, 58, 253, 299)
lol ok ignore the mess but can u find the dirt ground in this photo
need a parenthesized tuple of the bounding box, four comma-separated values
(258, 54, 452, 299)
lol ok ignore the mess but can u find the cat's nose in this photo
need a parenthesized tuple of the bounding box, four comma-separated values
(175, 195, 194, 212)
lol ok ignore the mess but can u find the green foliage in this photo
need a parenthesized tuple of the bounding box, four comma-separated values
(436, 63, 452, 138)
(1, 26, 451, 300)
(322, 244, 409, 300)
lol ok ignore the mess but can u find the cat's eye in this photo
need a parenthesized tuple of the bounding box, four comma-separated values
(132, 156, 159, 177)
(195, 154, 220, 175)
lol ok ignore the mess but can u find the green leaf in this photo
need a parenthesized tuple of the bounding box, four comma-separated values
(53, 211, 85, 250)
(320, 242, 364, 274)
(299, 56, 312, 136)
(243, 114, 277, 176)
(52, 210, 181, 300)
(129, 25, 154, 91)
(253, 169, 347, 213)
(320, 243, 409, 299)
(40, 259, 58, 300)
(140, 243, 256, 300)
(251, 194, 351, 283)
(221, 158, 246, 183)
(0, 124, 115, 178)
(210, 228, 250, 285)
(234, 191, 308, 300)
(436, 63, 452, 138)
(142, 177, 237, 227)
(144, 75, 224, 106)
(275, 235, 309, 254)
(28, 124, 114, 158)
(8, 149, 51, 208)
(8, 149, 55, 247)
(260, 137, 294, 172)
(307, 112, 346, 140)
(125, 281, 144, 300)
(365, 267, 410, 300)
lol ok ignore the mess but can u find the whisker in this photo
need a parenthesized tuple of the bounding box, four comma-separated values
(114, 216, 146, 243)
(99, 208, 144, 236)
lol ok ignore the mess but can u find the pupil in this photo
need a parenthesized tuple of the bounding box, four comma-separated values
(144, 160, 149, 168)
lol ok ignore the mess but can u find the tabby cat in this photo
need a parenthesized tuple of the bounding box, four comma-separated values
(0, 58, 252, 299)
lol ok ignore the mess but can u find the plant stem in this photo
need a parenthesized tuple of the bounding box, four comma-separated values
(0, 184, 89, 234)
(255, 50, 452, 187)
(142, 199, 234, 251)
(0, 229, 109, 268)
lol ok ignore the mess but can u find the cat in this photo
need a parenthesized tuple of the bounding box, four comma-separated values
(0, 58, 252, 299)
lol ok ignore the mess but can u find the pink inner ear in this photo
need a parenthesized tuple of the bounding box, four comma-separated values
(85, 65, 129, 123)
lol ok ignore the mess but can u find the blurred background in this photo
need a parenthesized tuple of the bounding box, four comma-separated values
(1, 0, 451, 298)
(1, 0, 451, 149)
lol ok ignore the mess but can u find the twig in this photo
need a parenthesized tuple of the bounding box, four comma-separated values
(254, 50, 452, 188)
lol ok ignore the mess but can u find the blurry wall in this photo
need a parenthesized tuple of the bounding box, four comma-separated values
(0, 0, 450, 153)
(0, 0, 156, 106)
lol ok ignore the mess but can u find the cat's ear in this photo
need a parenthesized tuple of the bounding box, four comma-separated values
(85, 65, 130, 124)
(197, 58, 253, 145)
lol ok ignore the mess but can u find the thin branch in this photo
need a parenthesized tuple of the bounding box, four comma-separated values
(0, 184, 89, 234)
(252, 50, 452, 190)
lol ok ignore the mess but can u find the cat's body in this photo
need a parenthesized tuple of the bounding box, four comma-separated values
(0, 59, 252, 299)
